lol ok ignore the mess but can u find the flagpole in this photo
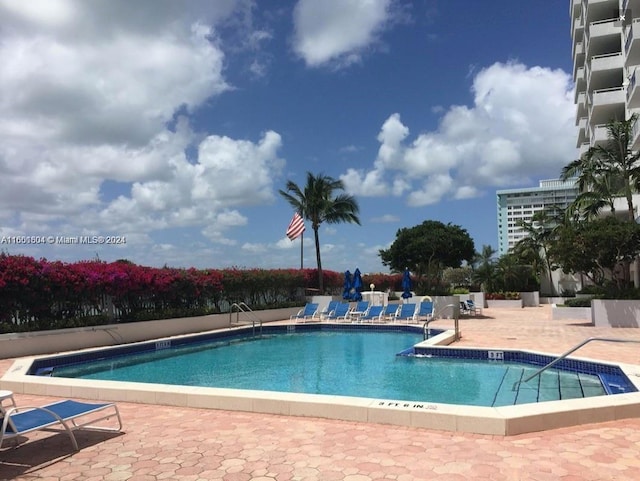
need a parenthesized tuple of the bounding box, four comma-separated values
(300, 231, 304, 270)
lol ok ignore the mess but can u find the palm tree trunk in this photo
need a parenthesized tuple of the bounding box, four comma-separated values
(313, 226, 323, 293)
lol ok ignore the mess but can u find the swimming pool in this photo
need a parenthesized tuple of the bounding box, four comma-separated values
(26, 325, 632, 407)
(5, 322, 640, 435)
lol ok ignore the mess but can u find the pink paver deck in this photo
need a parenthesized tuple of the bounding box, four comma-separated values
(2, 305, 640, 481)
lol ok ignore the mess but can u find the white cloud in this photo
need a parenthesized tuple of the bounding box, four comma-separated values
(292, 0, 392, 67)
(340, 168, 389, 197)
(242, 242, 268, 253)
(340, 144, 362, 153)
(0, 0, 290, 257)
(343, 61, 577, 206)
(371, 214, 399, 223)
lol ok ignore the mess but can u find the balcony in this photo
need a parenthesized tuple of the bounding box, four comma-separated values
(627, 67, 640, 107)
(576, 117, 588, 147)
(579, 141, 591, 157)
(573, 41, 585, 78)
(572, 16, 584, 41)
(575, 92, 588, 125)
(622, 0, 640, 17)
(632, 114, 640, 151)
(584, 61, 591, 89)
(589, 123, 609, 147)
(574, 66, 586, 103)
(570, 0, 580, 16)
(585, 19, 622, 58)
(625, 18, 640, 66)
(588, 87, 626, 125)
(588, 52, 623, 91)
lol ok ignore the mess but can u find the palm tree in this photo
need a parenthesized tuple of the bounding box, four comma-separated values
(495, 253, 534, 292)
(472, 245, 497, 293)
(512, 209, 561, 295)
(279, 172, 360, 293)
(561, 114, 640, 222)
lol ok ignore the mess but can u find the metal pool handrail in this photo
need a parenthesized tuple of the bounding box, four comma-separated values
(513, 337, 640, 390)
(229, 302, 263, 337)
(423, 303, 459, 341)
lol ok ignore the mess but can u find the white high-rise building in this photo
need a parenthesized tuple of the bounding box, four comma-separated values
(496, 179, 578, 256)
(571, 0, 640, 287)
(570, 0, 638, 153)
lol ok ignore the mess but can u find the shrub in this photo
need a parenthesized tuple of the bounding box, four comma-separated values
(577, 285, 605, 295)
(564, 297, 592, 307)
(452, 287, 469, 295)
(486, 291, 521, 300)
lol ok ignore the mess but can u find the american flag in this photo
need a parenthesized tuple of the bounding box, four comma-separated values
(286, 212, 305, 240)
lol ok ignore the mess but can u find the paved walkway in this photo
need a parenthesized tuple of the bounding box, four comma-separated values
(2, 305, 640, 480)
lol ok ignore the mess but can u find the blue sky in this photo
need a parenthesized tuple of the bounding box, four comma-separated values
(0, 0, 577, 274)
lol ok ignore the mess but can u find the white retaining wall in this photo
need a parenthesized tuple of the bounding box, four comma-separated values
(0, 308, 298, 359)
(592, 300, 640, 328)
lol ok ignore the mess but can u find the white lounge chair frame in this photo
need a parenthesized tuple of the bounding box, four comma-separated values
(1, 399, 123, 451)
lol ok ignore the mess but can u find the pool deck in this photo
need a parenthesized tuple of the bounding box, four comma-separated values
(2, 305, 640, 480)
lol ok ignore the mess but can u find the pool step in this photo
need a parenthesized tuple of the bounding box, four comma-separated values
(493, 366, 608, 406)
(599, 373, 632, 394)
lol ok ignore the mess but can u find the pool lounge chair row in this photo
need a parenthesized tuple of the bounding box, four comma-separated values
(290, 301, 434, 323)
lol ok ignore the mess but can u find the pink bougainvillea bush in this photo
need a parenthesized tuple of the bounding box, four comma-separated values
(0, 254, 228, 330)
(0, 253, 407, 333)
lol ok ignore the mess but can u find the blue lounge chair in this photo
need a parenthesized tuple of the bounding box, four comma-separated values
(382, 304, 399, 321)
(394, 303, 417, 323)
(465, 299, 478, 316)
(325, 302, 351, 321)
(416, 301, 434, 321)
(0, 399, 123, 451)
(319, 300, 341, 319)
(349, 301, 370, 321)
(290, 302, 318, 321)
(460, 301, 470, 315)
(360, 305, 384, 322)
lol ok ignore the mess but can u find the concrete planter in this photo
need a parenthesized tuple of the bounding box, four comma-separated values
(520, 291, 540, 307)
(541, 297, 572, 305)
(486, 299, 523, 308)
(592, 300, 640, 328)
(551, 305, 592, 321)
(431, 296, 458, 318)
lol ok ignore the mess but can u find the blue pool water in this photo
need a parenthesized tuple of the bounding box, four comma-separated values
(45, 328, 614, 407)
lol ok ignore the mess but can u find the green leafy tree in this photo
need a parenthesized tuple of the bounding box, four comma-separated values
(443, 266, 474, 289)
(548, 216, 640, 288)
(379, 220, 475, 293)
(279, 172, 360, 293)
